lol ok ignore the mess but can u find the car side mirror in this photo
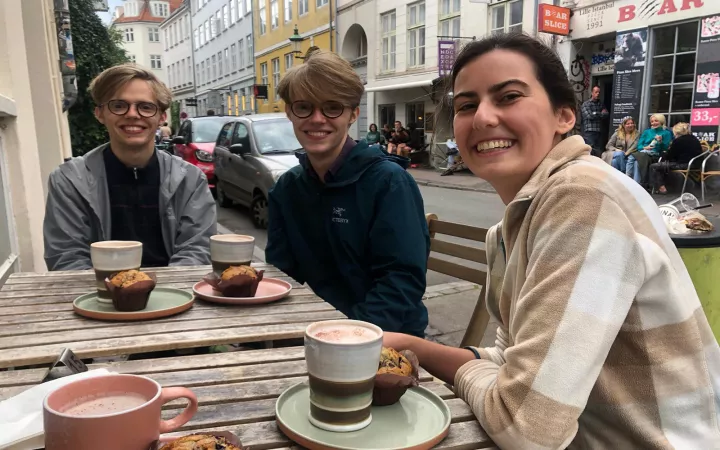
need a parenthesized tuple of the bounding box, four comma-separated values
(230, 143, 250, 156)
(171, 136, 185, 145)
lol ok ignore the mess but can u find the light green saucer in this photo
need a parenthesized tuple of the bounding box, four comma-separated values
(276, 382, 451, 450)
(73, 288, 194, 321)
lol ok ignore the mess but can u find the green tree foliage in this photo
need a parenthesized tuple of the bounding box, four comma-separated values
(170, 101, 180, 134)
(68, 0, 128, 156)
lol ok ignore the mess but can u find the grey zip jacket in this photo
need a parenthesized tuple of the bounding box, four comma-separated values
(43, 143, 217, 271)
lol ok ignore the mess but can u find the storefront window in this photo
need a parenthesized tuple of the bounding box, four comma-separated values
(648, 22, 698, 127)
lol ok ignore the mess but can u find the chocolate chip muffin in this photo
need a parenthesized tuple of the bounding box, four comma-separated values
(159, 434, 242, 450)
(105, 270, 156, 311)
(204, 265, 264, 298)
(377, 346, 413, 377)
(221, 265, 259, 281)
(109, 270, 152, 288)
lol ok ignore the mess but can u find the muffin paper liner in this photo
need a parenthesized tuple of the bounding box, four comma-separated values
(203, 270, 265, 298)
(104, 273, 157, 312)
(372, 350, 420, 406)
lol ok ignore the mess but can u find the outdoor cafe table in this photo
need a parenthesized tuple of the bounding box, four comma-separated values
(0, 264, 346, 369)
(0, 346, 495, 449)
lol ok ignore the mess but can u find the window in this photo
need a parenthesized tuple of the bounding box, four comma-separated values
(174, 23, 179, 44)
(164, 29, 169, 49)
(149, 27, 159, 42)
(224, 48, 230, 75)
(299, 0, 308, 16)
(125, 1, 137, 16)
(186, 16, 191, 39)
(194, 28, 199, 48)
(150, 55, 162, 69)
(218, 51, 224, 77)
(152, 2, 169, 17)
(230, 0, 237, 23)
(169, 63, 173, 87)
(490, 0, 522, 34)
(187, 58, 192, 84)
(378, 104, 396, 130)
(284, 0, 292, 22)
(247, 35, 253, 66)
(317, 0, 328, 7)
(128, 54, 136, 63)
(245, 0, 252, 15)
(196, 63, 201, 84)
(439, 0, 461, 38)
(179, 17, 184, 40)
(285, 53, 293, 72)
(215, 11, 221, 35)
(206, 58, 211, 82)
(406, 103, 425, 132)
(223, 5, 229, 29)
(259, 3, 267, 34)
(200, 61, 205, 84)
(648, 22, 698, 127)
(272, 57, 281, 100)
(238, 39, 245, 67)
(212, 54, 217, 79)
(125, 28, 134, 42)
(407, 2, 425, 67)
(381, 11, 396, 72)
(271, 0, 279, 29)
(261, 62, 269, 89)
(204, 20, 210, 42)
(231, 44, 238, 71)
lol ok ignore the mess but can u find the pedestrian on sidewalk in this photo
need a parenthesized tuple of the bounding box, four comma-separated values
(383, 33, 720, 449)
(265, 50, 430, 337)
(580, 86, 609, 157)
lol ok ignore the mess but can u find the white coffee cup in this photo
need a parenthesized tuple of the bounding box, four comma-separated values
(90, 241, 143, 304)
(210, 234, 255, 273)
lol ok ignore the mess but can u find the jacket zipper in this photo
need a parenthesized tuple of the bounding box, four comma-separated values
(133, 167, 138, 180)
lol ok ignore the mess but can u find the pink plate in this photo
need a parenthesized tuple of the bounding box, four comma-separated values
(192, 277, 293, 305)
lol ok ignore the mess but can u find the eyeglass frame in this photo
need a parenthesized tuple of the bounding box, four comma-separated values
(99, 99, 161, 118)
(290, 100, 358, 119)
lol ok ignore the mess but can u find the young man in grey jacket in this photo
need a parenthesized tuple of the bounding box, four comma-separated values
(43, 64, 216, 271)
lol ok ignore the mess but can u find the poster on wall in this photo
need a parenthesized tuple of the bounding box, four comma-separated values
(690, 15, 720, 146)
(610, 29, 647, 129)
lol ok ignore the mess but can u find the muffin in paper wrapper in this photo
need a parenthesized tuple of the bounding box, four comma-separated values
(104, 271, 157, 312)
(203, 268, 264, 298)
(153, 431, 244, 449)
(372, 349, 420, 406)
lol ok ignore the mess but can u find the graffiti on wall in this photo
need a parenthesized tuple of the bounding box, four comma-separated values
(569, 54, 591, 134)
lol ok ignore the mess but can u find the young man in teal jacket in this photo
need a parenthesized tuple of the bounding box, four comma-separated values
(266, 50, 430, 337)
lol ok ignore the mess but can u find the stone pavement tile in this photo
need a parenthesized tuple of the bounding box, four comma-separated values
(408, 169, 496, 193)
(424, 289, 482, 335)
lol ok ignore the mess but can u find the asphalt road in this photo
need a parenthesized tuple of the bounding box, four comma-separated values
(216, 185, 506, 286)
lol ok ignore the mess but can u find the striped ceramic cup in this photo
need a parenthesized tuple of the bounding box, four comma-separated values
(304, 320, 383, 433)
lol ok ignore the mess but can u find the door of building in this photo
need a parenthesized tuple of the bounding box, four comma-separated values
(378, 104, 395, 130)
(593, 74, 614, 150)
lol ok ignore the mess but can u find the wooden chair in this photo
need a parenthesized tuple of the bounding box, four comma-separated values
(425, 213, 491, 348)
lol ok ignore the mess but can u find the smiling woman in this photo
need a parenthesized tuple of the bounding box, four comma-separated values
(382, 33, 720, 449)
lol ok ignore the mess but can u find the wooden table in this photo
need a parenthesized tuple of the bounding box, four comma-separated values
(0, 346, 494, 449)
(0, 264, 345, 369)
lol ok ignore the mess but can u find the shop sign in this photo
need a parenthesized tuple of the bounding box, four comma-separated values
(438, 41, 456, 77)
(571, 0, 720, 40)
(538, 4, 571, 36)
(690, 15, 720, 145)
(610, 28, 647, 129)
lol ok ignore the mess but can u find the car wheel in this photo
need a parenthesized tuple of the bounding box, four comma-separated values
(251, 193, 268, 229)
(216, 182, 233, 208)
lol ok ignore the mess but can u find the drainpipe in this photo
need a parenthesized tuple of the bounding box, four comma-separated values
(329, 0, 334, 52)
(54, 0, 78, 112)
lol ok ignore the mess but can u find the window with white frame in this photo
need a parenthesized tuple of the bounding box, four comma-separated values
(125, 1, 137, 16)
(261, 62, 268, 87)
(179, 17, 184, 40)
(174, 23, 179, 44)
(490, 0, 522, 34)
(239, 39, 245, 67)
(196, 63, 201, 84)
(299, 0, 308, 16)
(169, 63, 173, 87)
(245, 0, 252, 15)
(150, 55, 162, 69)
(218, 52, 224, 77)
(231, 44, 238, 71)
(215, 11, 221, 35)
(204, 20, 210, 42)
(200, 61, 205, 84)
(152, 2, 169, 17)
(223, 5, 229, 29)
(271, 0, 278, 29)
(186, 16, 190, 38)
(317, 0, 328, 7)
(259, 3, 267, 34)
(247, 34, 253, 66)
(439, 0, 460, 38)
(187, 58, 192, 84)
(149, 27, 159, 42)
(284, 0, 292, 22)
(128, 54, 136, 63)
(224, 48, 230, 75)
(381, 11, 396, 72)
(206, 57, 210, 82)
(285, 53, 293, 71)
(231, 0, 237, 23)
(272, 58, 281, 100)
(407, 2, 425, 67)
(194, 28, 199, 48)
(125, 28, 134, 42)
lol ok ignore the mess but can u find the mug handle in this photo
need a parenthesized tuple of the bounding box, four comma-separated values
(158, 387, 199, 433)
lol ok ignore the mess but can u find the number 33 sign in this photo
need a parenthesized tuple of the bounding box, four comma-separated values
(692, 108, 720, 126)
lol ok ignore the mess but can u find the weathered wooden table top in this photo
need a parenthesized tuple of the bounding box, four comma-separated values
(0, 346, 494, 449)
(0, 264, 345, 369)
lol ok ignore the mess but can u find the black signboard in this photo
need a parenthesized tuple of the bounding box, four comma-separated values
(690, 15, 720, 146)
(611, 29, 647, 129)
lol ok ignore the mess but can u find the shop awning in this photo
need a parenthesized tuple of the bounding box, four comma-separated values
(365, 79, 433, 92)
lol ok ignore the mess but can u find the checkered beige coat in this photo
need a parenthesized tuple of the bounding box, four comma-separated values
(457, 135, 720, 449)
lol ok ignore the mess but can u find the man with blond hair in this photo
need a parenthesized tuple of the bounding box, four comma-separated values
(265, 50, 430, 337)
(43, 64, 216, 270)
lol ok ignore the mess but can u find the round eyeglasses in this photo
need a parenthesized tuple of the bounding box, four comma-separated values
(291, 101, 351, 119)
(101, 99, 159, 118)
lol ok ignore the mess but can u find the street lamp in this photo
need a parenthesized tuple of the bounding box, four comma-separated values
(289, 25, 305, 59)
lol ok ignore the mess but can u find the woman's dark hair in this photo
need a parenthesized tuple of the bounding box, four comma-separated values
(450, 33, 576, 112)
(369, 123, 377, 131)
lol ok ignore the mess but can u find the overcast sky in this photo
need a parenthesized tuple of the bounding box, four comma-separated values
(96, 0, 124, 24)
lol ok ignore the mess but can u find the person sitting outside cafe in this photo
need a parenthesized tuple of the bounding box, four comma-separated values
(650, 122, 703, 194)
(602, 116, 639, 172)
(43, 64, 217, 271)
(627, 113, 673, 187)
(266, 50, 430, 337)
(383, 33, 720, 448)
(396, 122, 424, 158)
(365, 123, 385, 146)
(387, 121, 409, 155)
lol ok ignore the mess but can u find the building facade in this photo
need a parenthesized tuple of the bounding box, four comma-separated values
(112, 0, 181, 84)
(253, 0, 333, 114)
(0, 0, 72, 280)
(191, 0, 256, 116)
(561, 0, 720, 147)
(161, 0, 195, 117)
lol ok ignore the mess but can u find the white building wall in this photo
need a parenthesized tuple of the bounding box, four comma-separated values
(117, 22, 168, 83)
(161, 3, 195, 117)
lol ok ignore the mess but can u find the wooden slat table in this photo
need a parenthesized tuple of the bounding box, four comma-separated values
(0, 346, 495, 449)
(0, 264, 345, 369)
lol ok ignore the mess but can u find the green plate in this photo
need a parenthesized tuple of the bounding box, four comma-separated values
(73, 288, 194, 321)
(276, 382, 451, 450)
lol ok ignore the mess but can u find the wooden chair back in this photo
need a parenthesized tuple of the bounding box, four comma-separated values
(426, 213, 491, 348)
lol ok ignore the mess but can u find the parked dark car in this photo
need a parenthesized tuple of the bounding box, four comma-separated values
(171, 116, 231, 189)
(213, 113, 302, 228)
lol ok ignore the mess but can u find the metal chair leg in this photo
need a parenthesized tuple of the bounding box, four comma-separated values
(701, 150, 720, 203)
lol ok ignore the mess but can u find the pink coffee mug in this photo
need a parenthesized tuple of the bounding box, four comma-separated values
(43, 374, 198, 450)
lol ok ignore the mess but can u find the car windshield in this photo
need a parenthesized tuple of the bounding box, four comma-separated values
(252, 119, 302, 154)
(192, 118, 228, 143)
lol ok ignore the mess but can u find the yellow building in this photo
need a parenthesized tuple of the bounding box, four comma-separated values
(252, 0, 333, 113)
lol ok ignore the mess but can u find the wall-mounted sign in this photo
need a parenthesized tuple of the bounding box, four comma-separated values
(254, 84, 269, 100)
(691, 15, 720, 145)
(570, 0, 720, 40)
(438, 40, 456, 77)
(610, 28, 647, 129)
(538, 4, 571, 36)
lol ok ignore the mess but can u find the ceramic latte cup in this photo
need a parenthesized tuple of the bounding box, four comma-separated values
(305, 319, 383, 432)
(43, 374, 198, 450)
(90, 241, 142, 304)
(210, 234, 255, 273)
